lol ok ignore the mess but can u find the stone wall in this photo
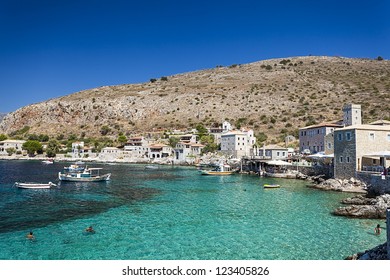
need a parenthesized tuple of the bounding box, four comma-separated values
(357, 172, 390, 195)
(286, 165, 333, 178)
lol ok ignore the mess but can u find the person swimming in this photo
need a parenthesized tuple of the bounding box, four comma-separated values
(26, 231, 34, 239)
(374, 224, 381, 235)
(85, 226, 95, 233)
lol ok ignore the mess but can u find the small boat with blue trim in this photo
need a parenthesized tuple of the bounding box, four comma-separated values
(200, 163, 235, 175)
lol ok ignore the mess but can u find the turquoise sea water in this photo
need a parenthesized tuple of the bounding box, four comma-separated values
(0, 160, 386, 260)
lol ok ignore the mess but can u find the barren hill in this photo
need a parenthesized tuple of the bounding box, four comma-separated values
(1, 56, 389, 143)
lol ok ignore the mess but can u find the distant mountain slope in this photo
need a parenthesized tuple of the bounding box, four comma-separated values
(0, 56, 389, 142)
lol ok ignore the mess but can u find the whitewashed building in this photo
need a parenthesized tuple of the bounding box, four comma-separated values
(174, 142, 204, 164)
(0, 139, 26, 155)
(124, 137, 150, 158)
(220, 129, 256, 158)
(149, 144, 172, 159)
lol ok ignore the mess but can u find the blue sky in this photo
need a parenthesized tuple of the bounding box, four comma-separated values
(0, 0, 389, 113)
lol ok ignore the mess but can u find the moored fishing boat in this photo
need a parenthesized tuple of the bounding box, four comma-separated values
(14, 182, 56, 189)
(64, 163, 85, 172)
(58, 167, 111, 182)
(200, 163, 235, 175)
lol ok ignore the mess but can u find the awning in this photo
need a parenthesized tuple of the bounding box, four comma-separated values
(266, 160, 292, 166)
(307, 152, 334, 159)
(364, 151, 390, 158)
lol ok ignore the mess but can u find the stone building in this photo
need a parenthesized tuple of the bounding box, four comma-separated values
(342, 103, 362, 126)
(299, 122, 342, 154)
(220, 129, 256, 158)
(334, 124, 390, 179)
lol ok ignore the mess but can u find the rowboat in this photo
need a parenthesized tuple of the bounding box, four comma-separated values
(58, 167, 111, 182)
(263, 184, 281, 189)
(14, 182, 56, 189)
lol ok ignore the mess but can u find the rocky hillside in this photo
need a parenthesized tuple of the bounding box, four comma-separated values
(0, 113, 6, 123)
(1, 56, 389, 142)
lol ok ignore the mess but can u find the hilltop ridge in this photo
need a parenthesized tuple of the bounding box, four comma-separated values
(1, 56, 389, 143)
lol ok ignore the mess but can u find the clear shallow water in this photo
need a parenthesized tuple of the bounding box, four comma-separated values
(0, 160, 386, 260)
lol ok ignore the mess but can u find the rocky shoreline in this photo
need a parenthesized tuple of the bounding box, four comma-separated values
(303, 176, 389, 260)
(346, 242, 388, 260)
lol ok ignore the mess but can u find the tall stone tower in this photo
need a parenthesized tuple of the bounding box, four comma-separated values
(343, 104, 362, 126)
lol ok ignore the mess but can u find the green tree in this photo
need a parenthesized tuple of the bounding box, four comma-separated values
(195, 124, 208, 138)
(0, 134, 7, 141)
(22, 140, 43, 156)
(6, 147, 16, 156)
(200, 135, 218, 154)
(38, 134, 49, 142)
(118, 135, 127, 145)
(168, 136, 180, 148)
(256, 132, 268, 145)
(100, 126, 110, 136)
(45, 140, 60, 157)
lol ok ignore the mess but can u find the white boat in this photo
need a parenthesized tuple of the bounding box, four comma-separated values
(263, 184, 281, 189)
(14, 182, 56, 189)
(64, 163, 85, 172)
(200, 163, 235, 175)
(42, 159, 54, 164)
(145, 165, 159, 169)
(58, 167, 111, 182)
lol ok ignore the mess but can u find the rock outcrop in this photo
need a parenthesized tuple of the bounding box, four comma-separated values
(346, 243, 388, 260)
(309, 177, 367, 193)
(333, 194, 390, 218)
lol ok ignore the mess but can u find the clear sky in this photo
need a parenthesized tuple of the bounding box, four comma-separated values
(0, 0, 389, 113)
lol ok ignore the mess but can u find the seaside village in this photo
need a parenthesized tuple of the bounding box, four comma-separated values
(1, 103, 390, 258)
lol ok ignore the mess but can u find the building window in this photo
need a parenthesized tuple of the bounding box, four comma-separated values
(337, 133, 342, 141)
(387, 134, 390, 141)
(345, 132, 351, 141)
(339, 156, 343, 163)
(327, 143, 332, 149)
(369, 132, 375, 141)
(346, 156, 350, 163)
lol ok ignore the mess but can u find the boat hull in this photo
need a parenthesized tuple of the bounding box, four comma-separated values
(263, 184, 280, 189)
(200, 170, 234, 175)
(15, 182, 56, 189)
(58, 172, 111, 182)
